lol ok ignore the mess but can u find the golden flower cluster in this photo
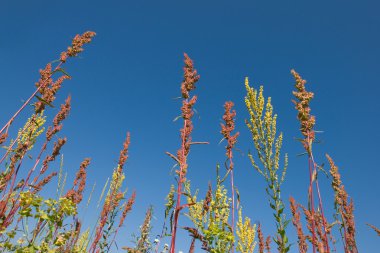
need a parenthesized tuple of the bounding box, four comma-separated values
(236, 208, 257, 253)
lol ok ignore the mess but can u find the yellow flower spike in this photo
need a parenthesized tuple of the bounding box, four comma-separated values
(74, 229, 90, 252)
(271, 114, 278, 142)
(186, 180, 234, 251)
(236, 208, 257, 253)
(244, 77, 290, 252)
(17, 111, 46, 150)
(258, 86, 265, 118)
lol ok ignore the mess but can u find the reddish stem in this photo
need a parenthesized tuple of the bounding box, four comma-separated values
(229, 151, 235, 253)
(310, 152, 331, 253)
(307, 132, 330, 253)
(169, 117, 188, 253)
(0, 62, 63, 137)
(0, 87, 40, 135)
(308, 155, 317, 253)
(0, 115, 36, 165)
(0, 141, 48, 229)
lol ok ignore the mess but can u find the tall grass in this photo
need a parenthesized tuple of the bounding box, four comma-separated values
(0, 32, 376, 252)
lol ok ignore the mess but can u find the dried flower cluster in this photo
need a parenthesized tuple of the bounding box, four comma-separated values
(221, 101, 239, 159)
(60, 31, 96, 61)
(176, 54, 200, 179)
(46, 96, 71, 141)
(35, 31, 95, 114)
(291, 69, 331, 253)
(168, 53, 200, 253)
(327, 155, 357, 253)
(181, 53, 200, 99)
(40, 137, 66, 175)
(65, 158, 91, 204)
(119, 191, 136, 227)
(34, 64, 70, 114)
(123, 206, 153, 252)
(257, 224, 265, 253)
(367, 224, 380, 236)
(289, 197, 308, 253)
(301, 206, 332, 252)
(32, 171, 58, 193)
(0, 133, 7, 145)
(90, 133, 135, 253)
(118, 132, 131, 171)
(221, 101, 239, 244)
(291, 69, 316, 152)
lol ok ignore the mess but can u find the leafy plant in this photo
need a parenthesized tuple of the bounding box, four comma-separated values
(244, 78, 290, 252)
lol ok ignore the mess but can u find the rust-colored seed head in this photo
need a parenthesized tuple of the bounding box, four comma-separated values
(291, 69, 316, 151)
(184, 227, 205, 241)
(367, 224, 380, 236)
(65, 31, 96, 58)
(175, 55, 199, 180)
(46, 96, 71, 141)
(35, 63, 53, 90)
(36, 32, 95, 113)
(289, 197, 308, 253)
(35, 64, 53, 113)
(51, 75, 70, 94)
(118, 191, 136, 227)
(181, 53, 200, 99)
(265, 236, 271, 253)
(33, 172, 58, 193)
(202, 183, 212, 214)
(35, 32, 95, 113)
(0, 133, 8, 145)
(51, 137, 67, 159)
(66, 158, 90, 204)
(118, 132, 131, 173)
(258, 223, 265, 253)
(221, 101, 239, 158)
(326, 155, 357, 252)
(74, 158, 90, 203)
(54, 96, 71, 127)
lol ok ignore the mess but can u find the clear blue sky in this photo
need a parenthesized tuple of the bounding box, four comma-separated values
(1, 0, 379, 251)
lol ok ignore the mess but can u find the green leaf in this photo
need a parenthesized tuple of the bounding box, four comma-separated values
(53, 68, 71, 78)
(173, 115, 182, 122)
(34, 95, 54, 108)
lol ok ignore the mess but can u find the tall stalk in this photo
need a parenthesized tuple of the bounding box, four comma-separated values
(220, 101, 239, 252)
(291, 70, 330, 253)
(244, 78, 290, 252)
(168, 53, 200, 253)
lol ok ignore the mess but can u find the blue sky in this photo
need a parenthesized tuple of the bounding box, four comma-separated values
(1, 0, 379, 251)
